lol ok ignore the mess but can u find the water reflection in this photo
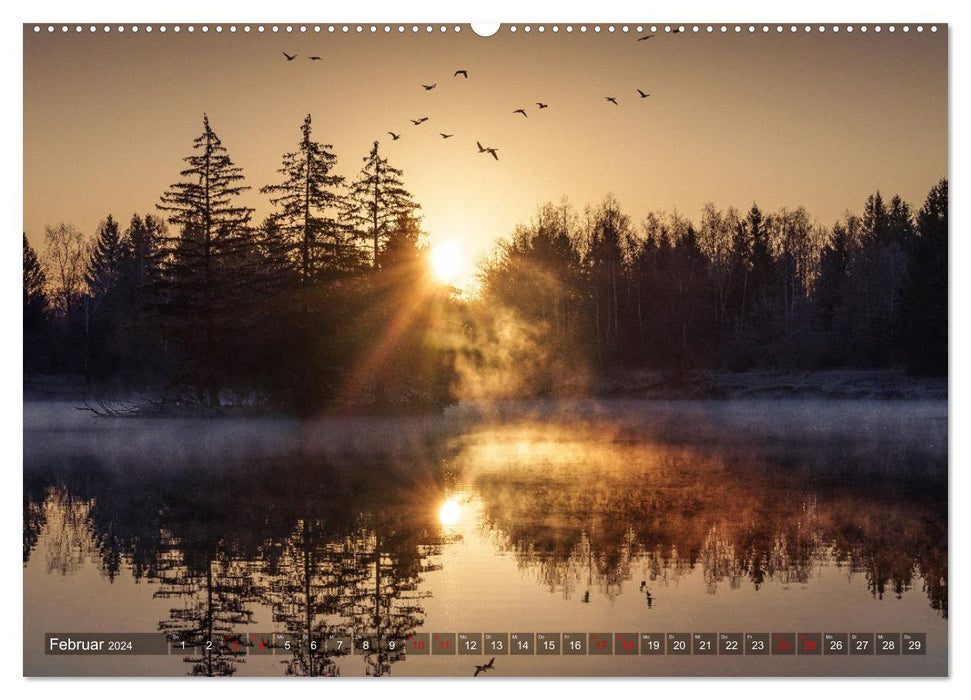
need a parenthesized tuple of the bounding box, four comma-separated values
(469, 435, 946, 618)
(23, 403, 947, 676)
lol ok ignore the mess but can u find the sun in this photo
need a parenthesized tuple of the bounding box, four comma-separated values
(438, 498, 461, 526)
(430, 240, 463, 283)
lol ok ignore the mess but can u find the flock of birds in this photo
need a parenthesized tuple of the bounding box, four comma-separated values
(281, 29, 678, 164)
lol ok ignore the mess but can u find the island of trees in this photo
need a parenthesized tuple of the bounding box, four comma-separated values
(23, 114, 948, 412)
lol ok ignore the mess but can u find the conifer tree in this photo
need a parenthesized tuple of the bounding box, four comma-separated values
(85, 215, 125, 300)
(156, 115, 256, 405)
(262, 115, 349, 282)
(23, 233, 48, 328)
(124, 213, 165, 293)
(902, 178, 947, 376)
(343, 141, 418, 268)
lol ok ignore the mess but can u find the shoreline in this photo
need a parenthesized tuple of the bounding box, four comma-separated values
(22, 368, 947, 418)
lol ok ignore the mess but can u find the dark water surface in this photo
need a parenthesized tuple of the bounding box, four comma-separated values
(23, 399, 947, 676)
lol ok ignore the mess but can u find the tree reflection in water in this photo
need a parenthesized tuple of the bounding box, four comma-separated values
(24, 409, 947, 675)
(469, 433, 946, 618)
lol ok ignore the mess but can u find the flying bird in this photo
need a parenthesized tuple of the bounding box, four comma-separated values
(308, 56, 322, 61)
(513, 109, 528, 118)
(474, 657, 496, 677)
(638, 34, 655, 41)
(411, 117, 429, 125)
(454, 70, 468, 78)
(439, 133, 454, 139)
(282, 52, 297, 61)
(477, 142, 499, 160)
(606, 96, 619, 105)
(637, 89, 650, 98)
(422, 83, 437, 90)
(388, 132, 401, 140)
(536, 102, 549, 109)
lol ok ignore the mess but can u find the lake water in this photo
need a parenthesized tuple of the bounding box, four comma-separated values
(23, 399, 948, 676)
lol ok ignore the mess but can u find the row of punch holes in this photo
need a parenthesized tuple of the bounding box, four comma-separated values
(31, 24, 940, 35)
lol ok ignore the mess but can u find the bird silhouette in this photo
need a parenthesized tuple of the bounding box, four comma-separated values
(637, 89, 651, 98)
(536, 102, 549, 109)
(476, 142, 499, 160)
(411, 117, 429, 125)
(606, 97, 619, 105)
(440, 133, 454, 139)
(422, 83, 437, 90)
(474, 657, 496, 677)
(454, 70, 468, 78)
(513, 109, 528, 118)
(283, 52, 297, 61)
(308, 56, 322, 61)
(388, 132, 401, 140)
(638, 34, 655, 41)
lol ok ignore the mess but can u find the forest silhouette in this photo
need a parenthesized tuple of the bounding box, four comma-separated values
(22, 114, 948, 412)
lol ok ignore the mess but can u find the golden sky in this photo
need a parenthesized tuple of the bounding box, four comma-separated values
(23, 25, 947, 268)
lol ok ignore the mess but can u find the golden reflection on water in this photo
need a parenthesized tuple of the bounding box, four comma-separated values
(23, 402, 948, 676)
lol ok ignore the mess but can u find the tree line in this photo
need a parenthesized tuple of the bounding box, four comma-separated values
(24, 114, 454, 411)
(473, 179, 947, 394)
(22, 112, 947, 411)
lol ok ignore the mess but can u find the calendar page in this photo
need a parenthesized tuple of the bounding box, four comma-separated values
(22, 21, 947, 679)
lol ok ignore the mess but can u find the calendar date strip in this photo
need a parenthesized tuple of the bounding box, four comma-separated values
(45, 632, 927, 656)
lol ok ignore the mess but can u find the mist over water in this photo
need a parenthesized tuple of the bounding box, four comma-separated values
(23, 398, 946, 676)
